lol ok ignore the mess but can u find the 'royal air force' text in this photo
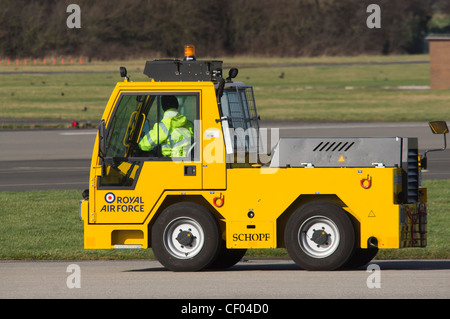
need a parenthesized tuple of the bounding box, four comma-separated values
(100, 196, 145, 213)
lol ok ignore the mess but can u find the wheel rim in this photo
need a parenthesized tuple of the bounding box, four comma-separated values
(298, 216, 340, 258)
(163, 217, 205, 259)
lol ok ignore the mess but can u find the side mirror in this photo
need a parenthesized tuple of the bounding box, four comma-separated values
(98, 119, 106, 158)
(429, 121, 449, 135)
(226, 68, 239, 82)
(422, 121, 448, 170)
(120, 66, 130, 81)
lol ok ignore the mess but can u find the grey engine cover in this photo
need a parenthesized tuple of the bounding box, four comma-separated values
(269, 137, 417, 168)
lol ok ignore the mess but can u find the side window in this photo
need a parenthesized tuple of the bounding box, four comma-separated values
(100, 93, 199, 188)
(139, 94, 199, 161)
(220, 87, 259, 153)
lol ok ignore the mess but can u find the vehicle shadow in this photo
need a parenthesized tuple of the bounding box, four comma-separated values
(126, 259, 450, 272)
(368, 259, 450, 271)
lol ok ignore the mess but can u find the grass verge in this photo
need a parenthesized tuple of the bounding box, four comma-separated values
(1, 54, 449, 127)
(0, 180, 448, 260)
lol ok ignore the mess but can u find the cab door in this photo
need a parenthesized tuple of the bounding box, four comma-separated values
(94, 91, 202, 224)
(201, 87, 227, 190)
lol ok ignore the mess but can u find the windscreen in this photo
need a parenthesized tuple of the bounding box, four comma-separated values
(105, 94, 147, 158)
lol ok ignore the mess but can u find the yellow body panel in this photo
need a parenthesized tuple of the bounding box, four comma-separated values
(224, 167, 400, 249)
(82, 165, 411, 249)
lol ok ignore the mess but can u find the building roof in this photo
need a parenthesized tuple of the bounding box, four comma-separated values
(426, 34, 450, 41)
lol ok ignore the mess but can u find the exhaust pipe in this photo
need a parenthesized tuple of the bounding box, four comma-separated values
(368, 236, 378, 248)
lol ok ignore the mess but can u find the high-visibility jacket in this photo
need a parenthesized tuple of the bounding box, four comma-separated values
(139, 109, 194, 157)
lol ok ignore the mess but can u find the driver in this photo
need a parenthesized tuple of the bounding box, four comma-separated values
(138, 95, 194, 158)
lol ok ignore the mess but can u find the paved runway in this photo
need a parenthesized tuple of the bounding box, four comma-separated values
(0, 122, 448, 191)
(0, 259, 449, 299)
(0, 129, 95, 192)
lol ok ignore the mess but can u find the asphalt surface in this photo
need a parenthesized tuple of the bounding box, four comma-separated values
(0, 259, 449, 299)
(0, 129, 95, 192)
(0, 122, 448, 191)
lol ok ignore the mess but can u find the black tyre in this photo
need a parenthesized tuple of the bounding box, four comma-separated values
(208, 241, 247, 269)
(151, 202, 221, 272)
(285, 201, 355, 271)
(342, 247, 378, 269)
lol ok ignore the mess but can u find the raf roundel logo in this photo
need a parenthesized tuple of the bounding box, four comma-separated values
(105, 192, 116, 203)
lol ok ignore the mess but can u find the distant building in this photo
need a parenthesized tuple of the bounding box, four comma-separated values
(426, 34, 450, 90)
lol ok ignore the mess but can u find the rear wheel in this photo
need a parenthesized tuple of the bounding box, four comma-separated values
(151, 202, 221, 272)
(342, 248, 378, 269)
(285, 201, 355, 271)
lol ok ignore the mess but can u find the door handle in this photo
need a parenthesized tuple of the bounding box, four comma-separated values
(184, 165, 196, 176)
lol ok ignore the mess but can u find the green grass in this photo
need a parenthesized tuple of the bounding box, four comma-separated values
(0, 190, 151, 260)
(1, 54, 450, 126)
(0, 180, 448, 260)
(237, 60, 450, 122)
(376, 179, 450, 260)
(0, 72, 117, 123)
(255, 88, 450, 122)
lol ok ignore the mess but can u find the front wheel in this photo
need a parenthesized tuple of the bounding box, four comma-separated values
(285, 201, 355, 271)
(208, 241, 247, 269)
(151, 202, 221, 272)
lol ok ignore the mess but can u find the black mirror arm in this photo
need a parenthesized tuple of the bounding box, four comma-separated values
(98, 119, 107, 160)
(422, 132, 447, 169)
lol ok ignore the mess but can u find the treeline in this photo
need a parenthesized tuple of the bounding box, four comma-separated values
(0, 0, 449, 60)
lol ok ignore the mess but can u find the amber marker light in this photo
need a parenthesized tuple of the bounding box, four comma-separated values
(184, 44, 196, 61)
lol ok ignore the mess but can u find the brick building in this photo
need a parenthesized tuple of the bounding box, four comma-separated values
(427, 34, 450, 90)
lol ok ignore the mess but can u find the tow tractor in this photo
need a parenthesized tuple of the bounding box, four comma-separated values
(80, 45, 448, 271)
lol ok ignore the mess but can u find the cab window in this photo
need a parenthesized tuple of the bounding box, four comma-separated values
(100, 93, 199, 188)
(220, 86, 259, 152)
(139, 95, 198, 159)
